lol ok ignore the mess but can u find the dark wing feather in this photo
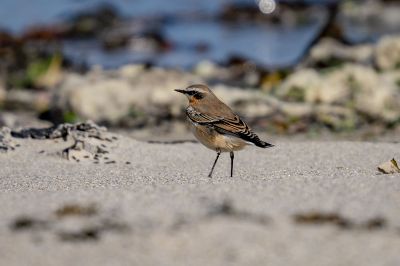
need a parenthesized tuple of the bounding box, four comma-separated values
(186, 107, 273, 148)
(213, 116, 274, 148)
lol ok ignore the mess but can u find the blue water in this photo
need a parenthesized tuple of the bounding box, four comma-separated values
(0, 0, 335, 69)
(0, 0, 245, 33)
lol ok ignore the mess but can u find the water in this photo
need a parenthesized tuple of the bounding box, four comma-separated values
(63, 18, 326, 69)
(0, 0, 244, 33)
(0, 0, 335, 69)
(162, 20, 325, 68)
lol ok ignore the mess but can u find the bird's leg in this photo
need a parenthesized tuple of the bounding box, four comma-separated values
(208, 150, 221, 178)
(230, 151, 234, 177)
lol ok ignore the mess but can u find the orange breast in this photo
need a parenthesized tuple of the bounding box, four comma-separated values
(189, 97, 199, 105)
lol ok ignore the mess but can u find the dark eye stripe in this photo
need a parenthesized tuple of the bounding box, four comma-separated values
(194, 93, 204, 99)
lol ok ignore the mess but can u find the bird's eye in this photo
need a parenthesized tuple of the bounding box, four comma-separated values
(194, 93, 204, 99)
(186, 90, 204, 99)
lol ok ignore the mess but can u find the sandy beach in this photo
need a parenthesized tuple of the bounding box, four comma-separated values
(1, 0, 400, 265)
(1, 125, 399, 266)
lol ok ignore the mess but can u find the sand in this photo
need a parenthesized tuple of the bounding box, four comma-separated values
(0, 128, 400, 266)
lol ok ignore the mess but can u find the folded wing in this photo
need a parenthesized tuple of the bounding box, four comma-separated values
(186, 107, 273, 148)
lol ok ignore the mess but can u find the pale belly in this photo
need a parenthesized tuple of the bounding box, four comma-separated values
(189, 122, 249, 152)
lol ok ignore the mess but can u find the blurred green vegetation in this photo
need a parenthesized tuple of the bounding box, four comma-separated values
(63, 111, 80, 123)
(8, 53, 62, 89)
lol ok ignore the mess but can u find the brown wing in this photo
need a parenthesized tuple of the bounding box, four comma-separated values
(186, 106, 273, 148)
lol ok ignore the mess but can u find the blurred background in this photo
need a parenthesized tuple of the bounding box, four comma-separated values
(0, 0, 399, 141)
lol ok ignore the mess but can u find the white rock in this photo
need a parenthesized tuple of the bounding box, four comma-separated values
(128, 68, 202, 117)
(194, 60, 219, 79)
(71, 79, 134, 122)
(6, 89, 50, 112)
(280, 102, 313, 117)
(320, 64, 379, 104)
(213, 84, 278, 117)
(319, 70, 348, 104)
(277, 63, 400, 122)
(315, 104, 357, 129)
(55, 67, 203, 123)
(375, 35, 400, 71)
(56, 71, 135, 123)
(118, 64, 145, 80)
(310, 38, 373, 64)
(0, 127, 17, 152)
(355, 82, 400, 122)
(277, 69, 321, 103)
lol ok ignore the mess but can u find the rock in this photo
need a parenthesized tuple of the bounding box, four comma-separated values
(276, 69, 321, 103)
(194, 60, 220, 79)
(315, 105, 357, 131)
(61, 136, 117, 164)
(318, 72, 350, 105)
(127, 67, 202, 118)
(54, 66, 202, 125)
(64, 3, 120, 38)
(11, 121, 120, 164)
(55, 69, 136, 124)
(52, 60, 400, 131)
(102, 25, 171, 52)
(194, 59, 263, 87)
(279, 102, 313, 118)
(4, 90, 51, 112)
(339, 1, 400, 43)
(118, 64, 145, 80)
(308, 38, 373, 66)
(327, 65, 399, 122)
(72, 79, 132, 123)
(213, 84, 278, 117)
(0, 112, 52, 129)
(0, 127, 18, 152)
(380, 70, 400, 85)
(355, 82, 400, 123)
(11, 121, 110, 141)
(276, 63, 400, 124)
(322, 64, 400, 122)
(377, 158, 400, 174)
(320, 64, 379, 105)
(375, 35, 400, 71)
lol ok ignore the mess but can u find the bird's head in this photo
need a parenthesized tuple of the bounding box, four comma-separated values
(175, 84, 212, 104)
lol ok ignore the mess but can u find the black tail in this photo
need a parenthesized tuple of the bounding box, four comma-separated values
(240, 131, 274, 148)
(255, 140, 274, 148)
(214, 125, 274, 149)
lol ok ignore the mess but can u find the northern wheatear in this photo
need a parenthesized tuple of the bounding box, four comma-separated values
(175, 84, 274, 178)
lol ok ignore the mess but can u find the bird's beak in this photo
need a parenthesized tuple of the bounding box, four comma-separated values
(174, 89, 186, 94)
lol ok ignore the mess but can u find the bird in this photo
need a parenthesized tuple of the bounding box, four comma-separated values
(175, 84, 274, 178)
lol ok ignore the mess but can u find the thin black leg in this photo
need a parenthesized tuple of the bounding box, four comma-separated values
(208, 150, 221, 178)
(230, 151, 234, 177)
